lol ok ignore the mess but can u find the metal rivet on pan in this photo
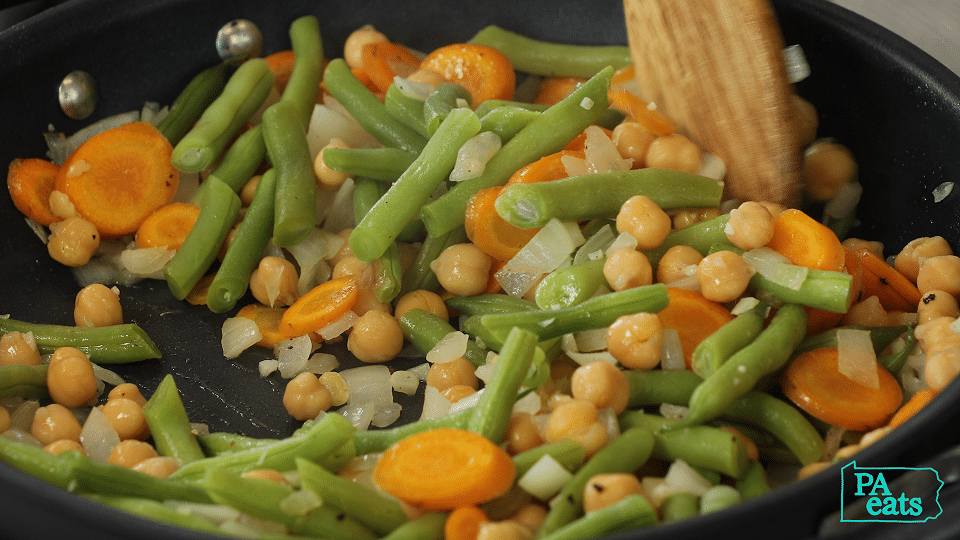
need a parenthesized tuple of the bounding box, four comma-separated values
(216, 19, 263, 63)
(58, 70, 98, 120)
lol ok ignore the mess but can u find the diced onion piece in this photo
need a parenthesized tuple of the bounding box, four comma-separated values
(659, 403, 689, 421)
(221, 317, 263, 359)
(574, 224, 615, 265)
(583, 125, 631, 174)
(392, 75, 432, 101)
(258, 359, 279, 377)
(642, 477, 681, 508)
(420, 386, 451, 420)
(275, 335, 313, 378)
(823, 181, 863, 221)
(46, 110, 140, 165)
(307, 103, 379, 158)
(306, 352, 339, 375)
(371, 402, 403, 428)
(164, 501, 242, 525)
(448, 388, 483, 415)
(659, 329, 685, 370)
(743, 247, 804, 290)
(450, 131, 501, 182)
(663, 459, 712, 496)
(279, 488, 323, 517)
(597, 407, 621, 440)
(561, 153, 588, 177)
(80, 406, 120, 463)
(496, 219, 586, 298)
(565, 349, 618, 366)
(783, 44, 811, 83)
(731, 297, 762, 315)
(391, 371, 420, 395)
(120, 246, 176, 277)
(518, 454, 573, 500)
(318, 310, 358, 341)
(287, 228, 341, 296)
(92, 363, 124, 386)
(512, 391, 541, 415)
(426, 331, 469, 364)
(9, 400, 40, 433)
(340, 402, 376, 431)
(320, 177, 355, 234)
(409, 362, 431, 381)
(574, 327, 608, 353)
(340, 365, 393, 408)
(697, 152, 727, 181)
(474, 357, 498, 384)
(605, 232, 639, 255)
(837, 328, 880, 389)
(934, 182, 955, 203)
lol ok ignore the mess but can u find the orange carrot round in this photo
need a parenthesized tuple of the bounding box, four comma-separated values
(278, 276, 359, 337)
(373, 428, 516, 510)
(419, 43, 516, 103)
(465, 186, 540, 262)
(54, 121, 178, 239)
(135, 202, 201, 250)
(607, 89, 677, 136)
(7, 157, 61, 226)
(534, 76, 586, 105)
(853, 247, 922, 312)
(658, 287, 734, 368)
(236, 303, 289, 348)
(445, 505, 490, 540)
(781, 347, 903, 431)
(767, 208, 845, 272)
(264, 49, 297, 92)
(887, 388, 937, 429)
(361, 41, 422, 95)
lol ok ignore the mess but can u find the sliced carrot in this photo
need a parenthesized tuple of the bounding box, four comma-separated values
(54, 121, 178, 239)
(184, 273, 216, 306)
(611, 64, 637, 87)
(264, 49, 296, 92)
(781, 347, 903, 431)
(7, 157, 61, 226)
(804, 246, 864, 335)
(445, 505, 489, 540)
(887, 388, 938, 429)
(562, 128, 614, 153)
(534, 76, 586, 106)
(361, 41, 422, 95)
(657, 287, 735, 368)
(607, 89, 677, 136)
(853, 247, 922, 312)
(484, 259, 506, 294)
(278, 276, 359, 337)
(419, 43, 516, 104)
(373, 428, 516, 510)
(506, 150, 582, 185)
(766, 208, 845, 273)
(135, 202, 201, 250)
(465, 186, 540, 262)
(236, 303, 289, 348)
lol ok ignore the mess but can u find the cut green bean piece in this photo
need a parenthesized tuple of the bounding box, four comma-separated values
(384, 83, 430, 137)
(659, 492, 700, 523)
(197, 431, 272, 455)
(323, 146, 417, 181)
(156, 62, 230, 146)
(62, 450, 211, 503)
(445, 293, 538, 316)
(538, 494, 658, 540)
(691, 302, 767, 378)
(513, 440, 586, 478)
(722, 391, 826, 466)
(497, 169, 724, 229)
(534, 257, 607, 310)
(85, 494, 223, 534)
(380, 512, 446, 540)
(193, 123, 267, 202)
(423, 82, 472, 136)
(398, 308, 488, 367)
(280, 15, 323, 127)
(353, 407, 473, 456)
(625, 368, 703, 408)
(643, 213, 731, 267)
(263, 100, 317, 248)
(475, 99, 624, 130)
(0, 433, 74, 488)
(751, 267, 854, 314)
(480, 106, 541, 142)
(796, 324, 910, 356)
(699, 485, 742, 515)
(736, 459, 770, 500)
(142, 375, 206, 465)
(0, 364, 47, 399)
(0, 317, 160, 364)
(879, 323, 917, 374)
(352, 176, 403, 303)
(470, 25, 632, 77)
(467, 327, 540, 443)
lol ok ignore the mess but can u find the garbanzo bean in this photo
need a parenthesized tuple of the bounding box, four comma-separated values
(132, 456, 180, 478)
(583, 473, 644, 513)
(0, 331, 41, 366)
(802, 140, 858, 202)
(74, 283, 123, 327)
(101, 397, 150, 441)
(476, 521, 533, 540)
(43, 439, 86, 456)
(343, 24, 388, 70)
(283, 372, 333, 421)
(616, 195, 672, 250)
(394, 289, 449, 320)
(841, 296, 889, 327)
(108, 439, 158, 469)
(917, 255, 960, 297)
(505, 411, 543, 455)
(30, 403, 82, 446)
(570, 360, 629, 414)
(644, 133, 702, 174)
(242, 468, 290, 485)
(603, 247, 653, 292)
(925, 346, 960, 393)
(108, 383, 148, 407)
(47, 215, 100, 267)
(509, 503, 549, 533)
(895, 236, 953, 283)
(918, 290, 960, 324)
(544, 399, 608, 456)
(315, 138, 353, 191)
(725, 201, 775, 251)
(239, 174, 261, 207)
(332, 255, 370, 280)
(671, 207, 723, 230)
(656, 245, 703, 285)
(426, 357, 479, 392)
(47, 346, 98, 408)
(250, 256, 300, 308)
(792, 94, 819, 148)
(611, 121, 655, 167)
(607, 312, 663, 370)
(348, 310, 404, 363)
(429, 243, 493, 297)
(441, 385, 477, 404)
(697, 250, 754, 303)
(318, 371, 350, 407)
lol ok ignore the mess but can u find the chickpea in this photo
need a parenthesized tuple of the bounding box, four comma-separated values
(571, 361, 629, 414)
(697, 250, 754, 303)
(326, 228, 355, 267)
(343, 25, 388, 70)
(239, 174, 261, 206)
(250, 256, 300, 308)
(895, 236, 953, 283)
(583, 473, 644, 513)
(314, 138, 353, 191)
(0, 405, 9, 433)
(802, 140, 858, 202)
(544, 400, 608, 456)
(283, 372, 333, 421)
(841, 295, 889, 327)
(132, 456, 180, 478)
(430, 243, 493, 297)
(671, 207, 723, 230)
(918, 290, 960, 324)
(319, 372, 350, 407)
(30, 403, 82, 446)
(47, 216, 100, 267)
(606, 312, 663, 370)
(917, 255, 960, 297)
(925, 346, 960, 393)
(725, 201, 774, 250)
(0, 331, 41, 366)
(611, 122, 655, 167)
(394, 289, 449, 320)
(644, 133, 702, 173)
(242, 468, 290, 485)
(426, 357, 479, 391)
(616, 195, 672, 250)
(842, 238, 885, 259)
(656, 245, 703, 284)
(509, 503, 548, 532)
(915, 316, 960, 355)
(47, 346, 98, 408)
(757, 201, 788, 218)
(476, 520, 533, 540)
(332, 256, 371, 281)
(792, 94, 819, 148)
(348, 310, 404, 363)
(108, 383, 148, 407)
(109, 439, 158, 469)
(74, 283, 123, 327)
(101, 397, 150, 441)
(44, 439, 86, 456)
(603, 248, 652, 292)
(406, 68, 445, 90)
(441, 385, 477, 404)
(505, 411, 544, 455)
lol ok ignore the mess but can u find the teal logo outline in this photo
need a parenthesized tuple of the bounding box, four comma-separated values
(840, 461, 945, 523)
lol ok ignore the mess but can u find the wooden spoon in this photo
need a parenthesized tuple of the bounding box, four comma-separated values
(623, 0, 802, 207)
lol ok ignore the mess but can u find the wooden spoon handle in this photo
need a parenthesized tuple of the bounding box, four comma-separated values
(623, 0, 802, 207)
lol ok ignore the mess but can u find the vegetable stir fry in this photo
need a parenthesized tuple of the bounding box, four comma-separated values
(3, 12, 960, 540)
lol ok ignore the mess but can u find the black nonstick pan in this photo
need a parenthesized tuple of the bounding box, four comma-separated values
(1, 0, 959, 539)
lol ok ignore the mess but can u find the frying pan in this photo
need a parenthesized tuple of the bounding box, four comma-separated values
(1, 0, 959, 539)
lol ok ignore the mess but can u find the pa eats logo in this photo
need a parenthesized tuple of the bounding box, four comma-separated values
(840, 462, 944, 523)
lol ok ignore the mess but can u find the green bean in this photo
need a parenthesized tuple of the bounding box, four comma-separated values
(479, 105, 541, 141)
(536, 427, 655, 538)
(163, 175, 241, 299)
(352, 407, 473, 456)
(142, 375, 206, 464)
(643, 213, 731, 267)
(280, 15, 323, 127)
(423, 82, 472, 136)
(674, 303, 807, 429)
(469, 25, 632, 77)
(659, 492, 700, 523)
(61, 450, 211, 503)
(479, 283, 669, 344)
(384, 83, 430, 137)
(735, 460, 770, 500)
(534, 258, 607, 310)
(379, 512, 446, 540)
(0, 364, 46, 399)
(691, 302, 767, 378)
(752, 267, 854, 314)
(85, 495, 223, 534)
(497, 170, 724, 229)
(203, 467, 379, 540)
(796, 324, 910, 357)
(0, 317, 160, 364)
(625, 368, 703, 408)
(170, 412, 355, 482)
(352, 176, 403, 303)
(262, 100, 317, 248)
(397, 226, 468, 297)
(350, 107, 481, 262)
(420, 66, 614, 237)
(539, 494, 657, 540)
(156, 62, 230, 146)
(398, 308, 488, 367)
(617, 412, 749, 478)
(474, 99, 624, 130)
(513, 440, 587, 478)
(323, 58, 428, 154)
(197, 431, 272, 456)
(467, 328, 540, 443)
(699, 485, 741, 514)
(206, 167, 277, 312)
(171, 58, 274, 173)
(722, 391, 826, 466)
(193, 124, 267, 203)
(480, 484, 533, 521)
(323, 146, 417, 181)
(444, 293, 538, 316)
(0, 432, 73, 488)
(879, 323, 917, 374)
(296, 457, 408, 536)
